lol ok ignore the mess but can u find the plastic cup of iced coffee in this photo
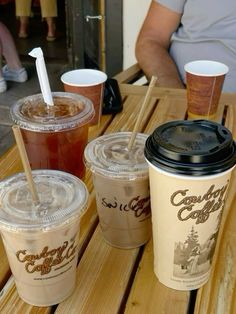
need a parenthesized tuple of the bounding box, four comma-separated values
(0, 169, 89, 306)
(84, 132, 151, 249)
(144, 120, 236, 290)
(10, 92, 95, 180)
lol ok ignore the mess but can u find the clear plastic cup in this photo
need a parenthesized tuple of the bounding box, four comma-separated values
(84, 132, 151, 249)
(0, 170, 89, 306)
(145, 120, 236, 290)
(10, 92, 95, 180)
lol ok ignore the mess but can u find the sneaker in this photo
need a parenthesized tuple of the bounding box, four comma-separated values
(2, 65, 28, 83)
(0, 78, 7, 93)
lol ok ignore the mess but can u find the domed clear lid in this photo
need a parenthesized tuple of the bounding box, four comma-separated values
(0, 170, 88, 231)
(10, 92, 95, 132)
(84, 132, 149, 179)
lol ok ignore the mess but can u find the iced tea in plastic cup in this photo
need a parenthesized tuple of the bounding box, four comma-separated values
(0, 170, 89, 306)
(10, 92, 95, 179)
(184, 60, 229, 120)
(84, 132, 151, 249)
(145, 120, 236, 290)
(61, 69, 107, 125)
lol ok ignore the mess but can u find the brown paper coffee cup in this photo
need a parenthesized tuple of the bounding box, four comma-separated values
(61, 69, 107, 125)
(185, 60, 228, 119)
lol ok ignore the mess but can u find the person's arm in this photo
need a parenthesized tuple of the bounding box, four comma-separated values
(135, 1, 184, 88)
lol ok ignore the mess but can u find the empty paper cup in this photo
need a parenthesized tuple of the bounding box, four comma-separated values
(184, 60, 229, 120)
(61, 69, 107, 125)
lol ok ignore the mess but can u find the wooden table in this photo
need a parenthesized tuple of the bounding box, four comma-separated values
(0, 67, 235, 313)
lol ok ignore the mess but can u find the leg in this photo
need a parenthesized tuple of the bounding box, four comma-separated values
(0, 34, 4, 80)
(15, 0, 32, 38)
(19, 16, 30, 38)
(46, 17, 56, 39)
(40, 0, 57, 40)
(0, 22, 27, 89)
(0, 22, 22, 69)
(0, 26, 7, 92)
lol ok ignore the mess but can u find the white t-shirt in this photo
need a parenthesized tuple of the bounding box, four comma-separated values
(156, 0, 236, 92)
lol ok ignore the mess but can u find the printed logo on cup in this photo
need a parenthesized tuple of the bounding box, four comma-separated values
(16, 237, 77, 276)
(171, 180, 229, 281)
(171, 181, 229, 224)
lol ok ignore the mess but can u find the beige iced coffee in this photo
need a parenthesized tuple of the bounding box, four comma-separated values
(84, 132, 151, 249)
(0, 170, 88, 306)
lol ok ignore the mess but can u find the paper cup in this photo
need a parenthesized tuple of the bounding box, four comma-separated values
(145, 120, 236, 290)
(61, 69, 107, 125)
(184, 60, 229, 119)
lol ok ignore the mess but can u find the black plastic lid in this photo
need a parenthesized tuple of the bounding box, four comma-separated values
(144, 120, 236, 176)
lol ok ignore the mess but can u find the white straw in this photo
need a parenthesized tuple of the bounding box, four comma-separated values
(29, 47, 54, 107)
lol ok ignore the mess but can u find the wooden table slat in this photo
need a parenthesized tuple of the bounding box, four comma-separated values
(125, 239, 190, 314)
(0, 146, 22, 180)
(224, 103, 236, 139)
(194, 170, 236, 314)
(56, 228, 140, 314)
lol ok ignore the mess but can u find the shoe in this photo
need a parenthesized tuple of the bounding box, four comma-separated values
(46, 34, 56, 42)
(0, 78, 7, 93)
(18, 31, 29, 39)
(2, 65, 28, 83)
